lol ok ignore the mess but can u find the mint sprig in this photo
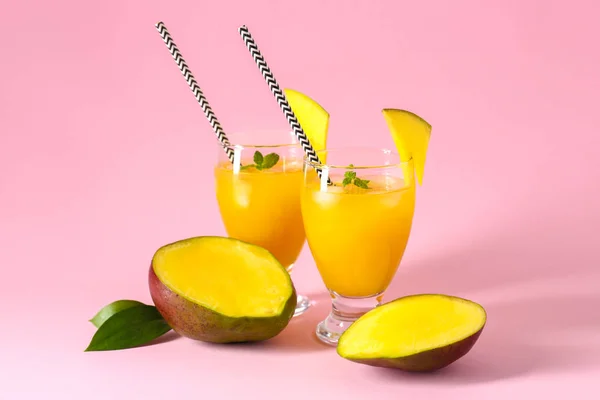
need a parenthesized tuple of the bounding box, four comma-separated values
(342, 164, 370, 189)
(241, 151, 280, 171)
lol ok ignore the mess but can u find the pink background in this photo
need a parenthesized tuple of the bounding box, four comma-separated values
(2, 0, 599, 398)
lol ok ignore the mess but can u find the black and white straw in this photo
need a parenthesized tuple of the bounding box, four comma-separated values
(155, 21, 235, 163)
(237, 25, 330, 183)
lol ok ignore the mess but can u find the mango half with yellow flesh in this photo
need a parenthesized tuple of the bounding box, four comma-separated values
(149, 236, 297, 343)
(337, 294, 486, 372)
(382, 109, 432, 185)
(284, 89, 329, 160)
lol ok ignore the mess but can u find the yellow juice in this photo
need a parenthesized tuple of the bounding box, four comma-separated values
(301, 175, 415, 297)
(214, 163, 305, 268)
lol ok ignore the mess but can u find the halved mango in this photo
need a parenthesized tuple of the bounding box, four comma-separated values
(284, 89, 329, 160)
(382, 109, 432, 185)
(148, 236, 296, 343)
(337, 294, 486, 372)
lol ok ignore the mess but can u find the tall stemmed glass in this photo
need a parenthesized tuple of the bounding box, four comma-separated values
(301, 148, 416, 344)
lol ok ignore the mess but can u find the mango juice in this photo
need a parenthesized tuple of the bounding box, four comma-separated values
(301, 175, 415, 297)
(214, 163, 305, 268)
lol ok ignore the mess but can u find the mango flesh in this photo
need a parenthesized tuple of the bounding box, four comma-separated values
(382, 109, 432, 185)
(337, 294, 486, 372)
(149, 236, 297, 343)
(284, 88, 329, 160)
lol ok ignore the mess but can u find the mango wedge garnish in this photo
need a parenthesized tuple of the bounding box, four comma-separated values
(284, 89, 330, 161)
(382, 109, 432, 185)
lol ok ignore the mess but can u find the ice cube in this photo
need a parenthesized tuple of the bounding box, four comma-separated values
(232, 179, 253, 208)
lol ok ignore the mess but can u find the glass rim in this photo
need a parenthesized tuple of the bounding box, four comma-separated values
(224, 142, 301, 150)
(303, 147, 413, 170)
(222, 130, 300, 149)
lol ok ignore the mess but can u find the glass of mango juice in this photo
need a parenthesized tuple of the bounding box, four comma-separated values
(301, 148, 416, 345)
(214, 131, 311, 316)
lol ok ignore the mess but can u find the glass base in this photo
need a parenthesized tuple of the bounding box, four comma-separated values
(316, 292, 382, 346)
(294, 294, 311, 316)
(286, 263, 311, 317)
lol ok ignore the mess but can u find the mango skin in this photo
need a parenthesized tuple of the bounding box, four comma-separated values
(148, 266, 297, 343)
(339, 328, 484, 372)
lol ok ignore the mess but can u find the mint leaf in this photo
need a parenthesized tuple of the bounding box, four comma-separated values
(344, 169, 356, 181)
(343, 164, 371, 189)
(240, 164, 254, 170)
(253, 151, 264, 165)
(89, 300, 146, 328)
(354, 179, 370, 189)
(261, 153, 280, 170)
(248, 151, 279, 171)
(85, 305, 172, 351)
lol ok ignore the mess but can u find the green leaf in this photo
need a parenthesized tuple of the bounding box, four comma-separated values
(85, 305, 172, 351)
(354, 178, 371, 189)
(240, 164, 255, 170)
(354, 178, 370, 189)
(342, 177, 352, 187)
(89, 300, 146, 328)
(344, 170, 356, 180)
(253, 151, 264, 165)
(261, 153, 280, 169)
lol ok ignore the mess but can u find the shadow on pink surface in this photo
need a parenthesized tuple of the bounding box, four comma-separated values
(139, 330, 182, 348)
(375, 207, 600, 383)
(267, 292, 332, 352)
(362, 293, 600, 384)
(389, 217, 596, 298)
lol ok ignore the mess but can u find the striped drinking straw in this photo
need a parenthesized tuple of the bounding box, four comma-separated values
(237, 25, 331, 184)
(155, 22, 235, 163)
